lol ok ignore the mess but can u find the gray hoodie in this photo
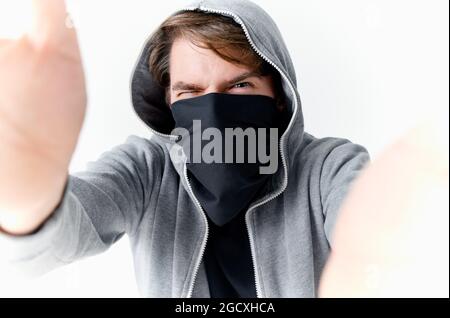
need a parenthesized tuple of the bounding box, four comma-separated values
(0, 0, 370, 298)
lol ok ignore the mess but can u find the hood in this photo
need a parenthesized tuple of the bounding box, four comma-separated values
(130, 0, 304, 193)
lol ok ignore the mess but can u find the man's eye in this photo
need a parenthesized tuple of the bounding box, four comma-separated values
(232, 82, 252, 89)
(178, 91, 196, 97)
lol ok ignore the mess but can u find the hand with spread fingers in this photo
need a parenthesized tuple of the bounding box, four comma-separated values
(0, 0, 86, 235)
(319, 120, 449, 297)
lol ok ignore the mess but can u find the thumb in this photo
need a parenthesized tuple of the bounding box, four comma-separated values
(29, 0, 71, 47)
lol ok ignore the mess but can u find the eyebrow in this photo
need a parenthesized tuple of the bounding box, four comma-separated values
(171, 71, 262, 92)
(171, 82, 203, 92)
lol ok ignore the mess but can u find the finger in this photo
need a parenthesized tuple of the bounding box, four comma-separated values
(29, 0, 72, 47)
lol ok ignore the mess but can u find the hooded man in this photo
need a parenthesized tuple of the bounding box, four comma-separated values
(0, 0, 370, 297)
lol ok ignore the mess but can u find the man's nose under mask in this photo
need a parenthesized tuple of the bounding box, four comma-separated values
(170, 93, 284, 226)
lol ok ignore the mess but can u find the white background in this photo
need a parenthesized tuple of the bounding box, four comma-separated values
(0, 0, 448, 297)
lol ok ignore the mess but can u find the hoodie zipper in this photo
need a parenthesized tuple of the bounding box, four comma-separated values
(182, 6, 300, 298)
(182, 163, 210, 298)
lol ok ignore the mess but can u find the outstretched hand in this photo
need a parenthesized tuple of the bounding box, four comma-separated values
(319, 118, 449, 297)
(0, 0, 86, 235)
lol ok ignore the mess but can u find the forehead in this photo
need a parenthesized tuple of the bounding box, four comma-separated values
(169, 37, 253, 83)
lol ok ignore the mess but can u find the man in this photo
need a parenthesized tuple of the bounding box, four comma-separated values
(0, 0, 447, 298)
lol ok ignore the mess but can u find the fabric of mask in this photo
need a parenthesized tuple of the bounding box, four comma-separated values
(171, 93, 282, 226)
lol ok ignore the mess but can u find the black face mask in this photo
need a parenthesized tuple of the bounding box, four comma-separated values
(170, 93, 282, 226)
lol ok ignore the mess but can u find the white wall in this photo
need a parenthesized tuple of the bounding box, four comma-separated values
(0, 0, 448, 297)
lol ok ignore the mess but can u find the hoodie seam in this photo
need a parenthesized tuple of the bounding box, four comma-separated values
(75, 177, 129, 237)
(317, 140, 351, 218)
(63, 189, 109, 262)
(110, 152, 150, 237)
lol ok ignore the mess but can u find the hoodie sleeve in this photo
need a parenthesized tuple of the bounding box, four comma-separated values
(0, 135, 160, 277)
(320, 141, 370, 246)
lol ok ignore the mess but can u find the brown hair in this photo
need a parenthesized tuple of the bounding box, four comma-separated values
(147, 10, 284, 106)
